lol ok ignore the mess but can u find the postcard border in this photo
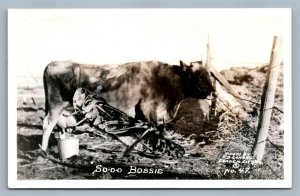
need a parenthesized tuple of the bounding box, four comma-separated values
(7, 8, 292, 189)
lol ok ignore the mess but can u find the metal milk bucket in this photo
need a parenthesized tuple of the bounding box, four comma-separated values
(57, 135, 79, 159)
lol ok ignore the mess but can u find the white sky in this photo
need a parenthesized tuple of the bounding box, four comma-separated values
(8, 9, 290, 77)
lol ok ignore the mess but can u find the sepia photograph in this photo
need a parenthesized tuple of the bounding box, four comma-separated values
(8, 9, 291, 188)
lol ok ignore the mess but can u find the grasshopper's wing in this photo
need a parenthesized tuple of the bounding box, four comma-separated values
(98, 103, 134, 122)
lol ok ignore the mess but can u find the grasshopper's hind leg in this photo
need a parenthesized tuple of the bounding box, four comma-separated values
(122, 127, 156, 157)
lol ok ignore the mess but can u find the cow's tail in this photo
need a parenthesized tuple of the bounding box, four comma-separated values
(43, 65, 49, 114)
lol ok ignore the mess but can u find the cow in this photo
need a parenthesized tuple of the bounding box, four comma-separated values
(41, 60, 214, 153)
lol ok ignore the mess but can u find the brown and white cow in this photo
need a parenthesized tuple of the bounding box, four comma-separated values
(41, 60, 214, 152)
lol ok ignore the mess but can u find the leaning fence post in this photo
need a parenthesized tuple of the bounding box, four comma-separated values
(252, 36, 282, 162)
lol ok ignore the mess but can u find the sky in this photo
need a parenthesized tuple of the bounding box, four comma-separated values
(8, 9, 290, 79)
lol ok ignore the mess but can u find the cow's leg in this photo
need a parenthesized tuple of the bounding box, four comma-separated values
(41, 103, 68, 152)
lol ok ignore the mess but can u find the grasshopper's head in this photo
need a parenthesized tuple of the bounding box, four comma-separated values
(73, 88, 90, 111)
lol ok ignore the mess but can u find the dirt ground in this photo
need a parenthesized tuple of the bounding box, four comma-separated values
(16, 64, 284, 180)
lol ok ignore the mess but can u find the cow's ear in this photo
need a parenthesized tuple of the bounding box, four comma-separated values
(179, 60, 188, 71)
(179, 60, 186, 67)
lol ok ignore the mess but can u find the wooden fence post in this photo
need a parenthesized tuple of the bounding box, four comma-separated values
(252, 36, 282, 162)
(205, 35, 217, 118)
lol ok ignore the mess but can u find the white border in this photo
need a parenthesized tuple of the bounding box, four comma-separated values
(8, 8, 292, 189)
(7, 179, 292, 189)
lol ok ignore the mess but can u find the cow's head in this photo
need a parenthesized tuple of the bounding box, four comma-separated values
(176, 60, 215, 99)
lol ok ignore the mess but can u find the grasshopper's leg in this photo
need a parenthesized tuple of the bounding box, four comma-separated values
(95, 105, 112, 118)
(74, 117, 88, 126)
(122, 127, 156, 157)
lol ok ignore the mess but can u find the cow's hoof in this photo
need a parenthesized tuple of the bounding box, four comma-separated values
(39, 149, 49, 158)
(38, 144, 49, 158)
